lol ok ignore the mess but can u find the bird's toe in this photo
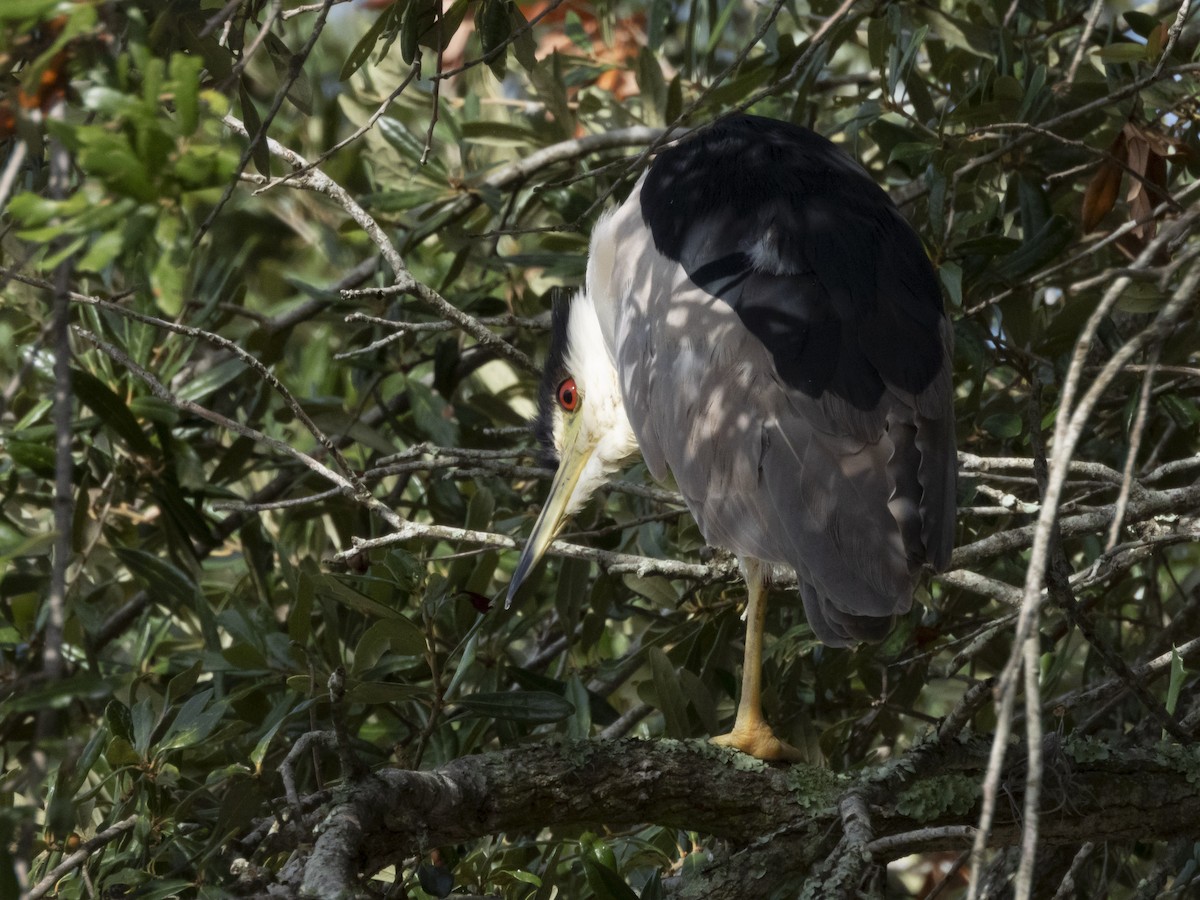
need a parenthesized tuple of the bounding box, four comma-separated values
(710, 719, 804, 762)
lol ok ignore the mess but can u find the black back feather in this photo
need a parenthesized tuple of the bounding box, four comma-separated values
(639, 115, 946, 411)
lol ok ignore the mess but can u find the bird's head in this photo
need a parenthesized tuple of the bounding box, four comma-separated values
(506, 289, 638, 607)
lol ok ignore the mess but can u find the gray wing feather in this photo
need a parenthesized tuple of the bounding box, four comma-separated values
(600, 197, 954, 645)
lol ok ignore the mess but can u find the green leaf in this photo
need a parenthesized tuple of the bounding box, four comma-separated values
(582, 856, 639, 900)
(114, 548, 198, 601)
(174, 358, 248, 403)
(478, 0, 512, 80)
(341, 3, 396, 81)
(401, 0, 436, 64)
(169, 53, 203, 136)
(509, 666, 620, 727)
(105, 736, 140, 768)
(7, 440, 57, 478)
(563, 11, 592, 54)
(510, 3, 536, 72)
(167, 661, 203, 704)
(993, 215, 1074, 281)
(239, 84, 270, 176)
(128, 396, 179, 426)
(1124, 11, 1162, 38)
(867, 15, 888, 69)
(71, 369, 156, 454)
(460, 120, 539, 147)
(3, 673, 119, 714)
(647, 0, 671, 51)
(939, 261, 963, 308)
(980, 413, 1023, 439)
(351, 617, 427, 675)
(530, 52, 572, 138)
(1095, 43, 1148, 64)
(458, 690, 575, 723)
(0, 0, 60, 22)
(317, 574, 409, 620)
(565, 674, 591, 740)
(74, 129, 156, 202)
(344, 681, 428, 704)
(647, 647, 689, 739)
(1161, 394, 1200, 428)
(249, 700, 304, 771)
(1165, 649, 1185, 735)
(636, 47, 667, 126)
(640, 872, 665, 900)
(704, 0, 740, 57)
(159, 689, 224, 752)
(106, 700, 134, 742)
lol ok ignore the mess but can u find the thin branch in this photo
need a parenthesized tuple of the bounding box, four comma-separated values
(342, 520, 740, 583)
(281, 0, 353, 20)
(198, 0, 337, 241)
(221, 115, 536, 374)
(73, 326, 404, 532)
(1051, 842, 1095, 900)
(429, 126, 666, 233)
(431, 0, 571, 82)
(27, 815, 140, 900)
(1065, 0, 1105, 85)
(0, 139, 28, 213)
(2, 269, 368, 494)
(867, 826, 976, 858)
(261, 63, 423, 191)
(219, 0, 283, 92)
(1106, 351, 1160, 551)
(44, 98, 73, 693)
(1151, 0, 1193, 80)
(968, 215, 1200, 897)
(420, 4, 443, 166)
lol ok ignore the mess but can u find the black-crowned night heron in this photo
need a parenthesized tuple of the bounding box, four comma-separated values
(507, 115, 956, 761)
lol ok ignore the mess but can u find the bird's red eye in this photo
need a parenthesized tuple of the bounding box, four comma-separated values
(557, 378, 579, 412)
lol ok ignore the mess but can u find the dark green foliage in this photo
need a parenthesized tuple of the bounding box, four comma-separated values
(1, 0, 1198, 897)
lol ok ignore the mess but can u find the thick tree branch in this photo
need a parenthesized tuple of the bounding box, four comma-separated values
(247, 737, 1200, 899)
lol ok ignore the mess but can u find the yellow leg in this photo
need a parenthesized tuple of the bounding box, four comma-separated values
(711, 559, 803, 762)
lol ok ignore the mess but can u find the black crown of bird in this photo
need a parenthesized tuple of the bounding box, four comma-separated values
(507, 114, 956, 761)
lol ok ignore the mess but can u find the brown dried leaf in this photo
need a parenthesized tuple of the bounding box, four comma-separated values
(1081, 128, 1126, 232)
(1123, 123, 1177, 245)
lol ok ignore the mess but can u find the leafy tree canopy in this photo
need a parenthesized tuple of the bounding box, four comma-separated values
(1, 0, 1198, 897)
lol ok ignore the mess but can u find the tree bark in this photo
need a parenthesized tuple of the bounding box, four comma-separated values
(242, 735, 1200, 899)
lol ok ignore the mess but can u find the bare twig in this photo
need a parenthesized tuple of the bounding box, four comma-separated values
(281, 731, 338, 817)
(27, 815, 140, 900)
(1066, 0, 1105, 85)
(261, 63, 423, 190)
(200, 0, 337, 240)
(1152, 0, 1193, 79)
(1106, 351, 1160, 551)
(0, 139, 28, 213)
(867, 826, 976, 859)
(420, 4, 443, 166)
(967, 213, 1200, 899)
(44, 99, 73, 693)
(2, 269, 368, 494)
(73, 326, 404, 532)
(221, 115, 536, 373)
(1051, 842, 1095, 900)
(219, 0, 284, 91)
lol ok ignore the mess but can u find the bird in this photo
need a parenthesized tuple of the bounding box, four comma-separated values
(506, 114, 956, 761)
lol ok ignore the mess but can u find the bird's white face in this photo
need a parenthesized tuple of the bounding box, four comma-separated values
(506, 289, 639, 606)
(550, 289, 640, 514)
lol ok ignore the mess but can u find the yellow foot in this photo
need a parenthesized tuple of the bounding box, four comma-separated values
(710, 719, 804, 762)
